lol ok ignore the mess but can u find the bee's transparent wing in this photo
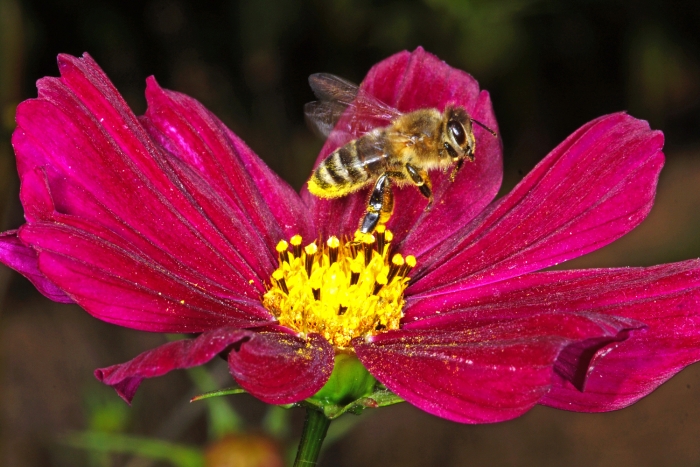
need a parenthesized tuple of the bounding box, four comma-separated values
(307, 73, 360, 107)
(305, 73, 402, 140)
(304, 100, 348, 139)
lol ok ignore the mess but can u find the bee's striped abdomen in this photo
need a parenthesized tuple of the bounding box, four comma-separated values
(307, 132, 386, 198)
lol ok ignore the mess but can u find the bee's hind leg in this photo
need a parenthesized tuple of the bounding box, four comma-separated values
(360, 173, 394, 234)
(406, 163, 433, 210)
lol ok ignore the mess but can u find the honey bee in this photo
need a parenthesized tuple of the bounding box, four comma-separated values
(305, 73, 496, 234)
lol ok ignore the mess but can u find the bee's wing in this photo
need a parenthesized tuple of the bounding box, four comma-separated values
(305, 73, 402, 139)
(307, 73, 360, 106)
(304, 100, 348, 139)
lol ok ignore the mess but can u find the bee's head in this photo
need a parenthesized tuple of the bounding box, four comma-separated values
(441, 105, 497, 181)
(442, 106, 475, 160)
(440, 106, 475, 180)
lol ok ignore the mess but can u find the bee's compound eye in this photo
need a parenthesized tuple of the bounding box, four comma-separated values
(448, 120, 466, 146)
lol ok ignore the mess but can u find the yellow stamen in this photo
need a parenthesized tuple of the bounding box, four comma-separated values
(290, 234, 303, 258)
(375, 225, 386, 254)
(272, 269, 289, 294)
(276, 240, 289, 264)
(327, 236, 340, 264)
(362, 234, 375, 267)
(304, 242, 318, 277)
(262, 230, 413, 348)
(387, 253, 404, 284)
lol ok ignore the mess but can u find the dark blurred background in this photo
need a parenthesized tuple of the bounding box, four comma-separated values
(2, 0, 700, 466)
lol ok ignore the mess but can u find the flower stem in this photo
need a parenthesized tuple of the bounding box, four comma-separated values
(293, 407, 331, 467)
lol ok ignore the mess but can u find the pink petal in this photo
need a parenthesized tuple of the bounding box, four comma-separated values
(20, 220, 273, 332)
(539, 262, 700, 411)
(140, 77, 314, 242)
(95, 327, 254, 403)
(228, 332, 334, 404)
(410, 112, 664, 295)
(355, 311, 639, 423)
(302, 47, 502, 248)
(406, 261, 700, 411)
(10, 53, 283, 331)
(0, 230, 72, 303)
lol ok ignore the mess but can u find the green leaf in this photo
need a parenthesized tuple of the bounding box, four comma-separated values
(190, 385, 247, 402)
(186, 367, 244, 438)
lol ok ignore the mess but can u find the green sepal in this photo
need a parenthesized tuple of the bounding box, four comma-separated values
(308, 353, 377, 407)
(302, 386, 404, 419)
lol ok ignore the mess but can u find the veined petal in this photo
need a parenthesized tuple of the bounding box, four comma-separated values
(0, 230, 72, 303)
(355, 311, 639, 423)
(228, 332, 334, 404)
(9, 53, 282, 330)
(141, 77, 313, 242)
(532, 262, 699, 411)
(407, 261, 700, 411)
(20, 220, 273, 332)
(410, 113, 664, 295)
(303, 47, 502, 246)
(95, 328, 254, 404)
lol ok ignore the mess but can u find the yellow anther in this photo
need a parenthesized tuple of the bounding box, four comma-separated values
(327, 236, 340, 264)
(304, 242, 318, 255)
(387, 253, 404, 284)
(262, 230, 413, 348)
(272, 269, 289, 294)
(373, 274, 388, 295)
(400, 255, 417, 277)
(276, 240, 289, 263)
(304, 242, 318, 277)
(290, 234, 303, 257)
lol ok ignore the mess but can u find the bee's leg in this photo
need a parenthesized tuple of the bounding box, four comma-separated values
(449, 158, 465, 182)
(360, 173, 394, 234)
(405, 163, 433, 210)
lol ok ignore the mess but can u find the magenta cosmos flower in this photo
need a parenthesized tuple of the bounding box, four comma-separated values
(2, 47, 700, 424)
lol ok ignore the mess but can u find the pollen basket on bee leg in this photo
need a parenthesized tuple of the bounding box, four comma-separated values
(262, 230, 415, 349)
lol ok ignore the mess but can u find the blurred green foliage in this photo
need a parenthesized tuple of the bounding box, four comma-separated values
(3, 0, 700, 197)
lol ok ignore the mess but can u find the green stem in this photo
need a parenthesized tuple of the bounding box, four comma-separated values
(293, 407, 331, 467)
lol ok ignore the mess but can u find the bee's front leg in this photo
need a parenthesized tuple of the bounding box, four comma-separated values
(360, 173, 394, 234)
(405, 163, 433, 210)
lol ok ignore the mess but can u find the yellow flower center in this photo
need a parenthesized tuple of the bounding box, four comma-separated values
(262, 227, 415, 348)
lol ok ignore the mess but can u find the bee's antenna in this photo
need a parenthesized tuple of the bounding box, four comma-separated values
(471, 118, 497, 137)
